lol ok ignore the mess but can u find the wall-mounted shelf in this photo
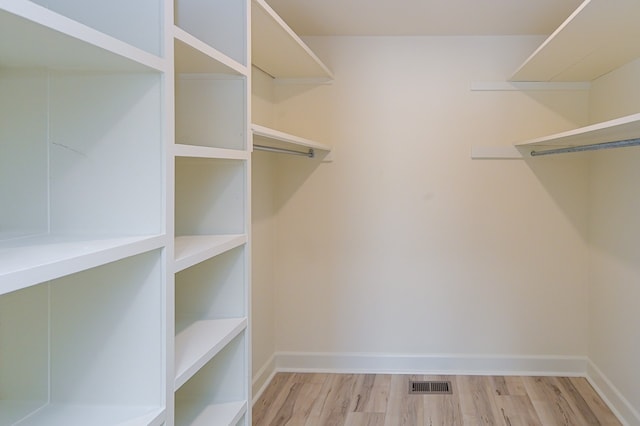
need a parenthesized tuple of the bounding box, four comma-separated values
(516, 112, 640, 155)
(251, 0, 333, 80)
(511, 0, 640, 82)
(252, 124, 331, 159)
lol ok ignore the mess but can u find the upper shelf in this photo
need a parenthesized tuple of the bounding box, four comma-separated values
(511, 0, 640, 82)
(174, 27, 248, 76)
(515, 112, 640, 152)
(0, 0, 164, 72)
(251, 0, 333, 80)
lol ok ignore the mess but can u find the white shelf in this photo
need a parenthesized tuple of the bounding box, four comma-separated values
(511, 0, 640, 82)
(9, 403, 163, 426)
(251, 0, 332, 80)
(175, 401, 246, 426)
(174, 318, 247, 390)
(174, 26, 248, 76)
(515, 112, 640, 151)
(0, 235, 165, 295)
(0, 0, 164, 72)
(174, 144, 250, 161)
(252, 123, 331, 152)
(174, 235, 247, 273)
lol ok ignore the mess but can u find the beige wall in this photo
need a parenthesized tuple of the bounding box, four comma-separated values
(588, 58, 640, 418)
(255, 35, 590, 359)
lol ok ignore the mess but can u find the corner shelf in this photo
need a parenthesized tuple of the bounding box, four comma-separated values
(511, 0, 640, 82)
(252, 123, 331, 155)
(515, 112, 640, 153)
(251, 0, 333, 80)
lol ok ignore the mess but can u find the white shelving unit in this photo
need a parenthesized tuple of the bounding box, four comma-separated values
(0, 0, 167, 424)
(251, 0, 333, 80)
(511, 0, 640, 82)
(173, 0, 251, 425)
(2, 0, 251, 424)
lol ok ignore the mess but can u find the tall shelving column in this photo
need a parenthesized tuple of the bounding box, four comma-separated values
(0, 0, 168, 425)
(172, 0, 251, 425)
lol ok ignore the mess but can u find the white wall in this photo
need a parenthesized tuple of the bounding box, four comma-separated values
(587, 58, 640, 421)
(269, 36, 591, 365)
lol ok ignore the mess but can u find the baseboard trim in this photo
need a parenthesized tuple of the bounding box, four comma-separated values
(252, 354, 277, 406)
(586, 360, 640, 426)
(274, 351, 588, 377)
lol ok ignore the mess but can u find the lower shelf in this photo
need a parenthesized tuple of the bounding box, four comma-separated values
(175, 401, 246, 426)
(2, 402, 164, 426)
(174, 318, 247, 390)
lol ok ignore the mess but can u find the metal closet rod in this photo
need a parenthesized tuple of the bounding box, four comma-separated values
(254, 144, 315, 158)
(530, 137, 640, 157)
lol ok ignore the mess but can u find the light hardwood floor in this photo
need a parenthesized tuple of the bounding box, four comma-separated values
(253, 373, 621, 425)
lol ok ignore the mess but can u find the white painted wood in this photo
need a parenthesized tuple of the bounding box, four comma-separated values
(175, 0, 247, 66)
(511, 0, 640, 82)
(273, 352, 589, 376)
(175, 334, 247, 420)
(175, 401, 247, 426)
(174, 26, 248, 76)
(173, 144, 250, 161)
(252, 123, 331, 152)
(12, 404, 164, 426)
(0, 235, 165, 295)
(27, 0, 162, 56)
(470, 81, 590, 91)
(470, 146, 524, 159)
(0, 0, 165, 71)
(48, 74, 163, 235)
(176, 247, 246, 320)
(515, 112, 640, 150)
(174, 235, 247, 273)
(251, 0, 333, 79)
(175, 75, 246, 150)
(175, 158, 246, 236)
(175, 318, 247, 390)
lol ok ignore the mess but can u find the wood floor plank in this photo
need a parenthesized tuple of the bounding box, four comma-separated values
(383, 375, 423, 426)
(253, 373, 296, 426)
(345, 412, 386, 426)
(422, 375, 463, 426)
(316, 374, 360, 426)
(568, 377, 622, 425)
(253, 373, 621, 426)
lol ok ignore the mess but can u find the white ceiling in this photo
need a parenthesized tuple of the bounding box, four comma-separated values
(264, 0, 584, 36)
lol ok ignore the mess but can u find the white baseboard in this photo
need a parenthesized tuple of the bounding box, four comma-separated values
(587, 360, 640, 426)
(274, 351, 588, 376)
(252, 354, 277, 405)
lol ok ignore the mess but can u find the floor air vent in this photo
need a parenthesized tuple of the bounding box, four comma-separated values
(409, 380, 452, 394)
